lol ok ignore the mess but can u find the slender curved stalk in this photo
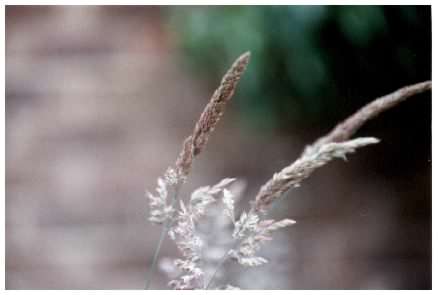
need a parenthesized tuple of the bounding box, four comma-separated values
(306, 81, 431, 154)
(145, 221, 169, 289)
(205, 251, 230, 289)
(145, 186, 181, 289)
(253, 81, 431, 213)
(205, 234, 244, 289)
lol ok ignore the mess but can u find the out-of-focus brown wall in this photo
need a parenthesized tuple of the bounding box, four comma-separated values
(6, 6, 430, 289)
(6, 6, 204, 288)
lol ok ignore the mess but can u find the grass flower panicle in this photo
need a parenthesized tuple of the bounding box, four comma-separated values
(145, 51, 431, 289)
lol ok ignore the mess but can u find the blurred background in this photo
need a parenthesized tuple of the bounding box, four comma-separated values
(6, 5, 431, 289)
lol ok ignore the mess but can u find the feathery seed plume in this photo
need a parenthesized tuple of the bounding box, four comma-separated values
(253, 137, 379, 212)
(253, 81, 431, 213)
(148, 52, 250, 225)
(175, 52, 251, 177)
(304, 81, 431, 156)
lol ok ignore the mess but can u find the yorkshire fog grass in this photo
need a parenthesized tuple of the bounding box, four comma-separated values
(146, 52, 431, 290)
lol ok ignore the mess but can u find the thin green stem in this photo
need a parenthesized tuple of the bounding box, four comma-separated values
(145, 221, 169, 289)
(205, 236, 242, 290)
(145, 184, 181, 289)
(206, 209, 260, 289)
(205, 251, 230, 289)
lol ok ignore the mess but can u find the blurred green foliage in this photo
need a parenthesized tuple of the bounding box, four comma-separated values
(166, 6, 431, 132)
